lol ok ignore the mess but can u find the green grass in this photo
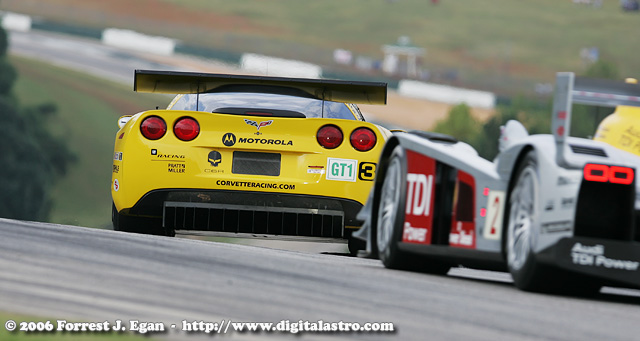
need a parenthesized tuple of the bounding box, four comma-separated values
(11, 56, 166, 229)
(5, 0, 640, 93)
(0, 312, 150, 340)
(157, 0, 640, 87)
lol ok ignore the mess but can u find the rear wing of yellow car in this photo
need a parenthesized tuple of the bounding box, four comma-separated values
(552, 72, 640, 168)
(134, 70, 387, 105)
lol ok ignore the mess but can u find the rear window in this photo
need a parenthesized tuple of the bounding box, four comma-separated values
(168, 92, 358, 120)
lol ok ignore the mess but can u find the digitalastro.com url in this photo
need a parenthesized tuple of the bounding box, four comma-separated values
(228, 320, 395, 334)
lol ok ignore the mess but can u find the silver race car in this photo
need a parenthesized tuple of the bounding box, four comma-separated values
(355, 72, 640, 293)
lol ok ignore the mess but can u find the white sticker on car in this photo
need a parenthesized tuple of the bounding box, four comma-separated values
(326, 158, 357, 182)
(483, 190, 505, 240)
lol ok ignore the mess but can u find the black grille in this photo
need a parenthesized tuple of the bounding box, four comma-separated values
(570, 144, 607, 157)
(574, 179, 634, 241)
(163, 202, 344, 238)
(232, 151, 281, 176)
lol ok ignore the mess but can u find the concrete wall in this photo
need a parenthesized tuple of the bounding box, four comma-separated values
(398, 80, 496, 109)
(1, 12, 32, 32)
(102, 28, 176, 56)
(240, 53, 322, 79)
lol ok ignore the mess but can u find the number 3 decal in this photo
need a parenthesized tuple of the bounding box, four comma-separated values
(358, 162, 376, 181)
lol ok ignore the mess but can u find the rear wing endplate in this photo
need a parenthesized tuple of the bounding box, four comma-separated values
(552, 72, 640, 167)
(134, 70, 387, 105)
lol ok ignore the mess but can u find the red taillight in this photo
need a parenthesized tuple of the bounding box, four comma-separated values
(584, 163, 634, 185)
(174, 117, 200, 141)
(140, 116, 166, 140)
(610, 166, 634, 185)
(584, 163, 608, 182)
(350, 127, 377, 151)
(317, 125, 343, 149)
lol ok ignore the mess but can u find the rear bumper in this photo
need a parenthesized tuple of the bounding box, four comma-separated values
(123, 189, 363, 238)
(537, 237, 640, 289)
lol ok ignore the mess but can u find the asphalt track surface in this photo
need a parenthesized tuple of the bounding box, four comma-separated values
(8, 30, 184, 84)
(1, 219, 639, 340)
(4, 30, 640, 340)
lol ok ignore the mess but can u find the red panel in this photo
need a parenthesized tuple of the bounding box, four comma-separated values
(449, 170, 476, 249)
(402, 150, 436, 245)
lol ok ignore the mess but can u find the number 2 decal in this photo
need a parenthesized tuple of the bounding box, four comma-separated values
(483, 190, 505, 240)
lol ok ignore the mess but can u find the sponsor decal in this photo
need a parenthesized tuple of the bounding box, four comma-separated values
(168, 163, 185, 173)
(221, 132, 293, 147)
(405, 173, 433, 216)
(114, 152, 123, 161)
(238, 137, 293, 146)
(450, 221, 473, 246)
(571, 243, 639, 271)
(544, 200, 554, 211)
(619, 135, 632, 148)
(483, 190, 505, 240)
(112, 164, 119, 174)
(541, 220, 572, 233)
(208, 151, 222, 167)
(403, 222, 427, 243)
(244, 119, 273, 135)
(222, 133, 236, 146)
(197, 194, 211, 202)
(402, 150, 435, 244)
(626, 126, 640, 139)
(326, 158, 357, 182)
(561, 197, 574, 209)
(557, 175, 580, 186)
(358, 162, 376, 181)
(307, 166, 325, 174)
(216, 180, 295, 190)
(153, 153, 185, 160)
(113, 179, 119, 192)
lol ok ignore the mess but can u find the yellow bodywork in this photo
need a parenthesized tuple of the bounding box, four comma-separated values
(112, 109, 390, 227)
(594, 105, 640, 156)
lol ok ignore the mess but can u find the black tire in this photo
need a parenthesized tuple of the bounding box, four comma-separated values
(376, 147, 449, 274)
(505, 150, 553, 291)
(506, 151, 602, 295)
(347, 237, 366, 257)
(112, 203, 174, 237)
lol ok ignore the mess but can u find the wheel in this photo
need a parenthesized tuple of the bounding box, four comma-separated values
(376, 147, 406, 268)
(506, 150, 550, 291)
(112, 202, 174, 237)
(506, 151, 602, 295)
(505, 150, 571, 293)
(376, 147, 449, 274)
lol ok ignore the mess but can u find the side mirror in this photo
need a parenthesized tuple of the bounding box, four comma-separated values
(118, 115, 132, 129)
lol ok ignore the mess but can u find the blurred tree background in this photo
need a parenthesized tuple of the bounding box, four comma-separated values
(0, 26, 75, 221)
(434, 59, 620, 160)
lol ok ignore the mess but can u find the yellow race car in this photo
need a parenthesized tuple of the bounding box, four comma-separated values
(112, 70, 389, 252)
(593, 78, 640, 155)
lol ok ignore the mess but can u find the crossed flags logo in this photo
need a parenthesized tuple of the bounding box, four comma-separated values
(244, 119, 273, 135)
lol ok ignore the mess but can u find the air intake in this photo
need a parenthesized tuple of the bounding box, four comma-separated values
(570, 144, 607, 157)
